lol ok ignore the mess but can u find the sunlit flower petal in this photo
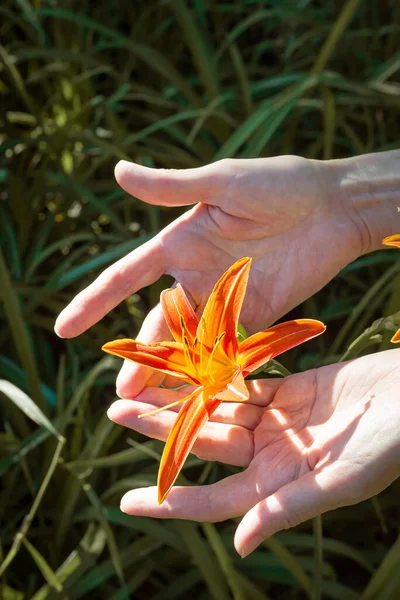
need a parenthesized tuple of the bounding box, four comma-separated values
(391, 329, 400, 343)
(214, 371, 249, 402)
(102, 339, 197, 383)
(161, 284, 199, 344)
(200, 257, 251, 355)
(382, 235, 400, 343)
(239, 319, 326, 376)
(157, 390, 221, 503)
(383, 234, 400, 248)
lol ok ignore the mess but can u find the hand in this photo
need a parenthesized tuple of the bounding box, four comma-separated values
(107, 349, 400, 557)
(55, 156, 365, 396)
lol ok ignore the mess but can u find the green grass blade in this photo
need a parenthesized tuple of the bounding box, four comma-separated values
(264, 535, 312, 598)
(46, 234, 153, 290)
(25, 233, 97, 280)
(277, 532, 374, 573)
(331, 262, 400, 355)
(202, 522, 246, 600)
(175, 521, 231, 600)
(361, 535, 400, 599)
(322, 86, 336, 159)
(0, 437, 64, 578)
(0, 250, 46, 411)
(171, 0, 219, 99)
(30, 526, 108, 600)
(35, 8, 201, 106)
(312, 515, 323, 600)
(76, 507, 185, 553)
(82, 483, 125, 588)
(0, 380, 60, 439)
(22, 538, 63, 593)
(311, 0, 364, 75)
(14, 0, 47, 42)
(108, 560, 154, 600)
(71, 539, 156, 598)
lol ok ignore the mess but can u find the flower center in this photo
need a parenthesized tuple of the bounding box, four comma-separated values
(180, 317, 237, 389)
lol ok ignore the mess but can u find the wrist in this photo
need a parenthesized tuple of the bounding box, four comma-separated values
(323, 150, 400, 254)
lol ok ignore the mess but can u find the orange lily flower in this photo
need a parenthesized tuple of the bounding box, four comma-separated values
(102, 257, 326, 503)
(383, 235, 400, 343)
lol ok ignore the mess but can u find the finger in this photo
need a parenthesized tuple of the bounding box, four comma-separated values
(120, 468, 260, 522)
(117, 369, 280, 411)
(54, 237, 166, 338)
(114, 160, 233, 207)
(116, 303, 171, 398)
(110, 386, 264, 427)
(235, 467, 339, 557)
(108, 398, 255, 466)
(116, 301, 190, 398)
(245, 378, 282, 407)
(116, 360, 164, 398)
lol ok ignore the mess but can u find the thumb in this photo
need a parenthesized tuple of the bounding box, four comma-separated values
(114, 159, 231, 207)
(235, 468, 341, 558)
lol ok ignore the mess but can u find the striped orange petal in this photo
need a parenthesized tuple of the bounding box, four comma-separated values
(239, 319, 326, 376)
(158, 390, 221, 503)
(391, 329, 400, 343)
(102, 339, 197, 383)
(383, 234, 400, 248)
(161, 284, 199, 344)
(200, 257, 251, 356)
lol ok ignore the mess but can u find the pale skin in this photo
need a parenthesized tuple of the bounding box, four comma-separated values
(55, 150, 400, 555)
(108, 350, 400, 557)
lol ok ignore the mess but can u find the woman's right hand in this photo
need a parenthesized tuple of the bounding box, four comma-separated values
(108, 349, 400, 557)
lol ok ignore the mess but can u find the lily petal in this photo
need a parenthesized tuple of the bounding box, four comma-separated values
(214, 370, 249, 402)
(102, 339, 198, 382)
(383, 234, 400, 248)
(161, 284, 199, 344)
(158, 390, 221, 503)
(391, 329, 400, 343)
(200, 257, 252, 355)
(381, 237, 400, 341)
(239, 319, 326, 376)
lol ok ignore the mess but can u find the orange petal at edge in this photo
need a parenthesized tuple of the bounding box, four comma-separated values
(161, 284, 199, 344)
(214, 370, 249, 402)
(200, 257, 252, 356)
(391, 329, 400, 343)
(383, 234, 400, 248)
(102, 338, 197, 382)
(239, 319, 326, 376)
(157, 390, 221, 503)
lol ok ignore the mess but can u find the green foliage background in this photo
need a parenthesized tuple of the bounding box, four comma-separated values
(1, 0, 400, 598)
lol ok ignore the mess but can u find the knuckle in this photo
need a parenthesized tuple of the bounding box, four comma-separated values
(279, 506, 302, 531)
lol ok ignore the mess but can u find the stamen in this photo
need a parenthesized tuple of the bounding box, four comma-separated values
(138, 386, 203, 418)
(199, 318, 206, 375)
(206, 331, 226, 383)
(183, 335, 199, 378)
(180, 315, 198, 378)
(192, 337, 198, 367)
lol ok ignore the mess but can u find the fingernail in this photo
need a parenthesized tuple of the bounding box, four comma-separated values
(54, 319, 65, 338)
(120, 493, 131, 513)
(106, 405, 115, 421)
(240, 535, 264, 558)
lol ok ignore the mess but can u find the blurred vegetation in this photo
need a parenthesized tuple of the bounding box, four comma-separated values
(1, 0, 400, 598)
